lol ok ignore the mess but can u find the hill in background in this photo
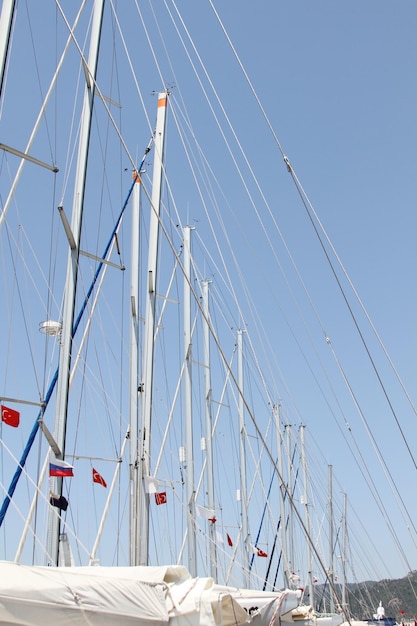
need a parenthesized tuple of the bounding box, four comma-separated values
(306, 571, 417, 621)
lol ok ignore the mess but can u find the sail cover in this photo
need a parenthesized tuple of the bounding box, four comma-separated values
(0, 561, 301, 625)
(0, 561, 169, 625)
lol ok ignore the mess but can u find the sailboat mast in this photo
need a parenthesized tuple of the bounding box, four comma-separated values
(202, 279, 217, 579)
(342, 492, 348, 617)
(138, 91, 168, 565)
(47, 0, 105, 566)
(0, 0, 15, 100)
(300, 425, 314, 607)
(184, 225, 197, 576)
(285, 424, 294, 580)
(129, 172, 141, 565)
(237, 329, 250, 586)
(274, 404, 290, 588)
(328, 464, 335, 613)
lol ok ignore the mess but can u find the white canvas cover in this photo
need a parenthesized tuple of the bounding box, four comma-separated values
(0, 561, 169, 625)
(0, 561, 301, 626)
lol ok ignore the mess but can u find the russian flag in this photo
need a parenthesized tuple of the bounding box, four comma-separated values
(49, 458, 74, 477)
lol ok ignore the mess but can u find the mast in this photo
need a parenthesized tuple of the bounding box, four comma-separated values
(183, 226, 196, 575)
(47, 0, 105, 566)
(0, 0, 16, 101)
(341, 492, 348, 618)
(138, 91, 168, 565)
(237, 329, 250, 587)
(300, 425, 314, 608)
(202, 279, 217, 579)
(129, 172, 141, 565)
(274, 404, 290, 588)
(328, 464, 335, 613)
(285, 424, 294, 581)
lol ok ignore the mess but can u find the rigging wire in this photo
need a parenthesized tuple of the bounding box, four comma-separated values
(151, 0, 417, 575)
(55, 0, 137, 171)
(2, 224, 43, 401)
(205, 0, 417, 505)
(164, 88, 416, 578)
(139, 158, 346, 610)
(24, 0, 57, 169)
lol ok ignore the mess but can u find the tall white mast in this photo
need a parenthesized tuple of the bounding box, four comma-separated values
(0, 0, 16, 100)
(47, 0, 105, 566)
(328, 464, 335, 613)
(285, 424, 294, 580)
(184, 225, 196, 576)
(237, 329, 250, 587)
(300, 425, 314, 607)
(129, 172, 141, 565)
(202, 279, 216, 579)
(138, 91, 168, 565)
(274, 404, 290, 588)
(341, 492, 348, 617)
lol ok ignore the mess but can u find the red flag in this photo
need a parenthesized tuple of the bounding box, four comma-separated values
(155, 492, 167, 505)
(92, 468, 107, 488)
(227, 533, 233, 547)
(256, 548, 268, 557)
(1, 405, 20, 427)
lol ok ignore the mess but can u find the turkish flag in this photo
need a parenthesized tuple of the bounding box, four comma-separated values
(256, 547, 268, 557)
(155, 492, 167, 505)
(1, 405, 20, 427)
(92, 468, 107, 487)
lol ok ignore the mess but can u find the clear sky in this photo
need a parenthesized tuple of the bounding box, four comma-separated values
(0, 0, 417, 593)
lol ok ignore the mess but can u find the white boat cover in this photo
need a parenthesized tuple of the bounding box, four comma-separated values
(0, 561, 301, 626)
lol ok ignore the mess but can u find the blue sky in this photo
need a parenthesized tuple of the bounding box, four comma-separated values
(0, 0, 417, 592)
